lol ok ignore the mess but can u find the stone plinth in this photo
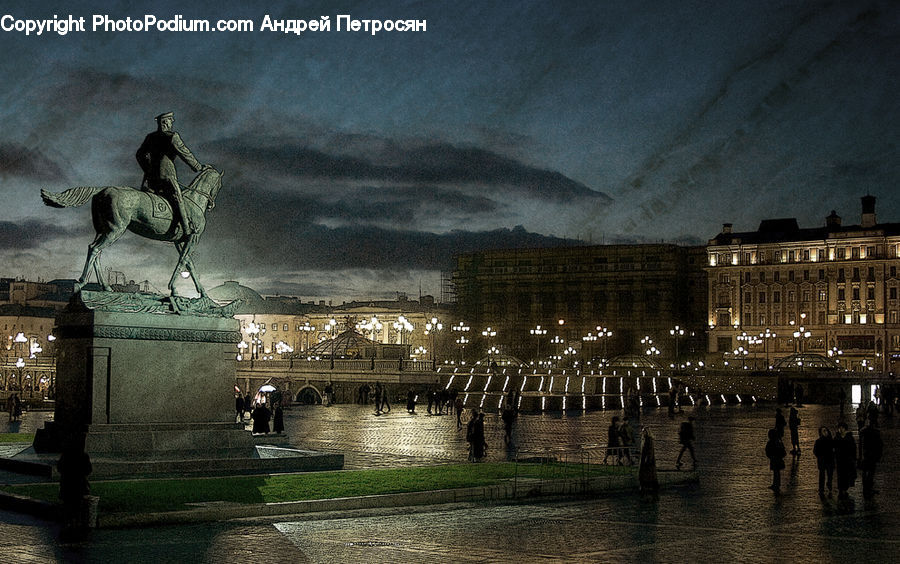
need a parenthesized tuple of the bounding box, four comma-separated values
(52, 306, 239, 429)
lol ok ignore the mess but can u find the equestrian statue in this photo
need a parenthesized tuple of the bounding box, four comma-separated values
(40, 112, 223, 312)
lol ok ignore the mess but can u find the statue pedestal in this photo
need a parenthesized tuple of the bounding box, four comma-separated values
(28, 294, 343, 478)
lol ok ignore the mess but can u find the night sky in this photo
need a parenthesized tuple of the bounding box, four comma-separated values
(1, 0, 897, 301)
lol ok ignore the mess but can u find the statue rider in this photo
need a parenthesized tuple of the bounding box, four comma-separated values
(136, 112, 206, 235)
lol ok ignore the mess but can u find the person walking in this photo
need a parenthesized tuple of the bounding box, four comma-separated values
(834, 422, 857, 500)
(813, 426, 835, 495)
(406, 389, 417, 414)
(374, 382, 384, 415)
(619, 415, 635, 465)
(858, 421, 883, 500)
(454, 395, 464, 430)
(235, 393, 245, 422)
(272, 402, 284, 434)
(788, 406, 802, 456)
(765, 428, 786, 494)
(675, 416, 697, 470)
(501, 390, 517, 443)
(603, 416, 622, 465)
(638, 426, 659, 501)
(774, 408, 786, 439)
(251, 402, 271, 435)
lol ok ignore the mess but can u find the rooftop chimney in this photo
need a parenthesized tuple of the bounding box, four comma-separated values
(722, 223, 733, 234)
(861, 195, 876, 228)
(826, 210, 841, 228)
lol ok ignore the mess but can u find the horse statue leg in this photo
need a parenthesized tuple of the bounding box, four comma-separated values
(174, 241, 207, 298)
(76, 233, 114, 292)
(168, 235, 202, 312)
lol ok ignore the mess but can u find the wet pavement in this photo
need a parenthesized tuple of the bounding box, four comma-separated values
(2, 402, 899, 562)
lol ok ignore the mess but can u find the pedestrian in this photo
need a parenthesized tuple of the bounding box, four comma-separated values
(251, 402, 271, 434)
(501, 390, 517, 443)
(426, 388, 435, 414)
(243, 393, 251, 416)
(466, 410, 486, 462)
(788, 406, 801, 456)
(794, 383, 804, 407)
(12, 394, 22, 422)
(381, 384, 392, 413)
(834, 422, 857, 500)
(638, 426, 659, 501)
(858, 421, 883, 500)
(235, 393, 245, 422)
(406, 389, 416, 414)
(765, 428, 786, 493)
(619, 414, 635, 465)
(324, 382, 334, 406)
(603, 416, 622, 465)
(5, 394, 14, 422)
(774, 408, 786, 439)
(675, 416, 697, 470)
(374, 382, 384, 414)
(667, 386, 677, 417)
(273, 402, 284, 434)
(454, 395, 464, 430)
(813, 426, 835, 495)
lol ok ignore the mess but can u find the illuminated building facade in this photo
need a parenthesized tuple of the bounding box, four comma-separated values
(707, 196, 900, 372)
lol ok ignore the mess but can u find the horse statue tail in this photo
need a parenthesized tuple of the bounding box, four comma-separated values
(41, 186, 102, 208)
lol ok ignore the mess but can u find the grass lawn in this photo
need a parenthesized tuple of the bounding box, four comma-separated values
(1, 462, 632, 514)
(0, 433, 34, 443)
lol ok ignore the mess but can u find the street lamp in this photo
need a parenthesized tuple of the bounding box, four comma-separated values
(452, 321, 470, 364)
(393, 315, 413, 345)
(237, 340, 248, 361)
(596, 326, 612, 366)
(669, 325, 685, 367)
(244, 322, 262, 361)
(328, 317, 337, 369)
(550, 335, 565, 367)
(424, 317, 443, 366)
(760, 328, 777, 369)
(582, 332, 597, 367)
(299, 321, 316, 352)
(827, 346, 843, 369)
(530, 325, 547, 366)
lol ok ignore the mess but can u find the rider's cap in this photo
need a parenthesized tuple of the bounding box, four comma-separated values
(155, 112, 174, 121)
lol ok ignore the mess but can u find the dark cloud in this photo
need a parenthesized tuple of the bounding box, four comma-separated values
(207, 136, 611, 202)
(0, 219, 77, 250)
(0, 143, 67, 182)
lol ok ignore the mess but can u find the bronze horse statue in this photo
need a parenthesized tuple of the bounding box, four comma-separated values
(41, 167, 223, 307)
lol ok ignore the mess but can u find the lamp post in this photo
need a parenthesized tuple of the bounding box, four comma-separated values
(791, 314, 811, 371)
(530, 324, 547, 366)
(669, 325, 685, 368)
(452, 321, 470, 364)
(300, 321, 316, 353)
(550, 335, 565, 367)
(563, 345, 578, 368)
(760, 328, 776, 370)
(425, 317, 442, 368)
(827, 346, 843, 370)
(328, 317, 337, 369)
(481, 326, 497, 363)
(582, 332, 597, 367)
(596, 326, 612, 366)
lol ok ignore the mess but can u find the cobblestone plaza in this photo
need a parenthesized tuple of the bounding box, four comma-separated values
(2, 402, 898, 562)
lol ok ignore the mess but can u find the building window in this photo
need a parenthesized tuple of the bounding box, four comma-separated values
(271, 324, 277, 331)
(867, 246, 875, 258)
(852, 247, 860, 259)
(717, 312, 731, 326)
(891, 311, 899, 324)
(819, 269, 825, 280)
(817, 312, 826, 325)
(788, 271, 795, 282)
(892, 266, 897, 278)
(837, 248, 846, 260)
(788, 291, 795, 303)
(804, 250, 810, 261)
(838, 269, 846, 282)
(773, 312, 781, 325)
(774, 271, 780, 282)
(745, 273, 751, 283)
(759, 314, 766, 325)
(759, 272, 765, 283)
(745, 292, 752, 304)
(893, 335, 900, 348)
(284, 324, 289, 331)
(717, 336, 732, 352)
(759, 293, 766, 304)
(804, 270, 810, 281)
(802, 290, 811, 302)
(818, 289, 827, 301)
(853, 288, 860, 300)
(773, 291, 781, 303)
(775, 251, 782, 262)
(260, 323, 266, 330)
(868, 286, 875, 300)
(838, 288, 846, 301)
(868, 267, 875, 280)
(891, 287, 898, 300)
(789, 250, 796, 262)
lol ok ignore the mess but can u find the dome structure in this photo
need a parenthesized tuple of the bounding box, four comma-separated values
(605, 354, 664, 370)
(305, 329, 377, 359)
(207, 281, 265, 313)
(772, 353, 840, 371)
